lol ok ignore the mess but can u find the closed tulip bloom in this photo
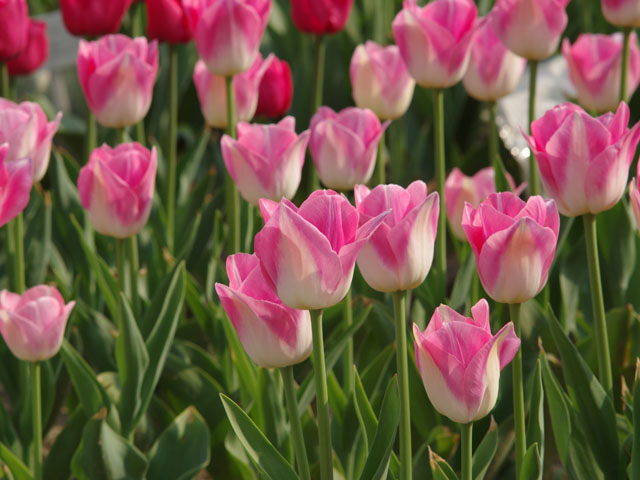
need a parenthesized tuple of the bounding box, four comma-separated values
(350, 41, 416, 120)
(59, 0, 133, 37)
(145, 0, 193, 44)
(491, 0, 569, 60)
(254, 190, 388, 310)
(221, 117, 309, 205)
(462, 17, 526, 101)
(354, 181, 439, 292)
(0, 144, 31, 227)
(255, 57, 293, 118)
(0, 0, 28, 62)
(0, 99, 62, 183)
(392, 0, 477, 89)
(78, 143, 157, 238)
(184, 0, 270, 76)
(77, 35, 158, 129)
(562, 33, 640, 113)
(0, 286, 75, 362)
(215, 253, 312, 368)
(602, 0, 640, 28)
(522, 102, 640, 216)
(462, 192, 559, 304)
(194, 54, 273, 129)
(310, 106, 389, 191)
(290, 0, 354, 34)
(629, 166, 640, 229)
(413, 299, 520, 424)
(7, 19, 48, 76)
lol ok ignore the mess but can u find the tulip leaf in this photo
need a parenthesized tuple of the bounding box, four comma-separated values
(471, 417, 498, 480)
(540, 353, 571, 466)
(219, 393, 298, 480)
(519, 443, 540, 480)
(147, 407, 211, 480)
(567, 413, 604, 480)
(43, 407, 87, 480)
(448, 250, 477, 311)
(0, 442, 33, 480)
(631, 359, 640, 479)
(526, 358, 544, 478)
(353, 368, 378, 449)
(428, 447, 459, 480)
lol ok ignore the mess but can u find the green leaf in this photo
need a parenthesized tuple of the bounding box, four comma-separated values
(540, 353, 571, 466)
(519, 443, 540, 480)
(448, 250, 476, 311)
(147, 407, 210, 480)
(353, 368, 377, 450)
(428, 447, 458, 480)
(219, 394, 298, 480)
(526, 358, 544, 478)
(472, 417, 498, 480)
(0, 443, 32, 480)
(43, 408, 87, 480)
(631, 359, 640, 480)
(219, 309, 259, 401)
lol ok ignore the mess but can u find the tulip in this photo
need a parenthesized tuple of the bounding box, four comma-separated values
(254, 190, 388, 310)
(630, 172, 640, 230)
(184, 0, 270, 76)
(194, 54, 273, 129)
(255, 57, 293, 118)
(0, 98, 62, 183)
(77, 143, 157, 238)
(413, 299, 520, 424)
(354, 181, 439, 292)
(77, 35, 158, 129)
(490, 0, 569, 61)
(0, 0, 28, 62)
(522, 102, 640, 216)
(602, 0, 640, 28)
(350, 41, 416, 120)
(145, 0, 193, 44)
(7, 19, 48, 76)
(462, 192, 559, 304)
(562, 33, 640, 113)
(59, 0, 133, 37)
(462, 17, 526, 102)
(309, 106, 389, 191)
(0, 285, 75, 362)
(289, 0, 354, 34)
(221, 117, 309, 205)
(0, 143, 31, 227)
(392, 0, 477, 89)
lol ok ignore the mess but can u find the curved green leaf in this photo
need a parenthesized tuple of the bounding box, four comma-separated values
(472, 417, 498, 480)
(540, 353, 571, 466)
(0, 442, 32, 480)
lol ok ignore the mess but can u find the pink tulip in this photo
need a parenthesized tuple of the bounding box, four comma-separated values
(522, 102, 640, 216)
(354, 181, 439, 292)
(462, 192, 559, 304)
(60, 0, 133, 37)
(0, 98, 62, 183)
(462, 17, 526, 101)
(184, 0, 270, 76)
(0, 0, 28, 62)
(490, 0, 569, 60)
(309, 107, 389, 191)
(629, 166, 640, 230)
(254, 190, 388, 310)
(221, 117, 309, 205)
(0, 285, 75, 362)
(215, 253, 312, 368)
(562, 33, 640, 113)
(145, 0, 193, 44)
(602, 0, 640, 28)
(77, 35, 159, 129)
(194, 54, 273, 129)
(0, 143, 31, 227)
(290, 0, 354, 34)
(77, 143, 157, 238)
(255, 57, 293, 118)
(350, 41, 416, 120)
(413, 299, 520, 423)
(7, 19, 49, 76)
(392, 0, 477, 89)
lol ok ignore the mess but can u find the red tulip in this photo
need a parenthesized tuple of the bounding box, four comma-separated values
(7, 19, 49, 76)
(145, 0, 193, 44)
(290, 0, 354, 34)
(0, 0, 28, 62)
(59, 0, 133, 37)
(256, 57, 293, 118)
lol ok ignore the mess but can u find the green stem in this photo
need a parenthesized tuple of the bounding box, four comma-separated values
(489, 101, 509, 192)
(311, 309, 333, 480)
(621, 27, 632, 103)
(460, 422, 473, 480)
(225, 75, 240, 254)
(307, 34, 325, 193)
(433, 88, 447, 283)
(167, 45, 178, 254)
(115, 238, 125, 298)
(128, 235, 139, 320)
(1, 63, 9, 99)
(583, 214, 613, 396)
(393, 290, 411, 480)
(117, 127, 127, 145)
(509, 303, 526, 479)
(281, 366, 311, 480)
(375, 129, 387, 186)
(8, 214, 25, 293)
(342, 289, 354, 395)
(528, 61, 540, 196)
(31, 362, 42, 480)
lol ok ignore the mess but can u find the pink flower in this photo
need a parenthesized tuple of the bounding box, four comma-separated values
(221, 117, 309, 205)
(254, 190, 388, 310)
(354, 181, 439, 292)
(392, 0, 477, 89)
(0, 143, 31, 227)
(77, 35, 159, 129)
(462, 17, 526, 101)
(309, 106, 389, 191)
(522, 102, 640, 216)
(602, 0, 640, 28)
(145, 0, 193, 44)
(0, 0, 28, 62)
(562, 33, 640, 113)
(490, 0, 570, 61)
(0, 98, 62, 183)
(413, 299, 520, 423)
(0, 285, 75, 362)
(289, 0, 354, 34)
(184, 0, 270, 76)
(215, 253, 312, 368)
(629, 166, 640, 230)
(350, 41, 416, 120)
(59, 0, 133, 37)
(255, 57, 293, 118)
(77, 143, 157, 239)
(193, 54, 273, 129)
(7, 19, 49, 76)
(462, 192, 559, 304)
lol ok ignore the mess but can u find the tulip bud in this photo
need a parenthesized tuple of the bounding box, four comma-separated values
(145, 0, 193, 44)
(0, 0, 28, 62)
(0, 143, 31, 227)
(289, 0, 354, 34)
(60, 0, 133, 37)
(7, 19, 49, 76)
(256, 57, 293, 118)
(602, 0, 640, 28)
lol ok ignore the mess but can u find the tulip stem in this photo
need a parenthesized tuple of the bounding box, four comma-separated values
(488, 102, 509, 192)
(281, 366, 311, 480)
(621, 27, 632, 103)
(8, 213, 26, 293)
(167, 44, 178, 254)
(115, 238, 125, 298)
(509, 302, 526, 479)
(583, 214, 613, 396)
(117, 127, 127, 145)
(433, 88, 447, 287)
(375, 129, 386, 186)
(342, 289, 354, 394)
(128, 235, 139, 320)
(1, 63, 9, 99)
(30, 362, 42, 480)
(310, 309, 333, 480)
(393, 290, 412, 480)
(528, 61, 540, 196)
(225, 75, 240, 254)
(307, 34, 325, 193)
(460, 422, 473, 480)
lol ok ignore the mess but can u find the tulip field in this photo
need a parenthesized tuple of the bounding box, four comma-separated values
(2, 0, 640, 479)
